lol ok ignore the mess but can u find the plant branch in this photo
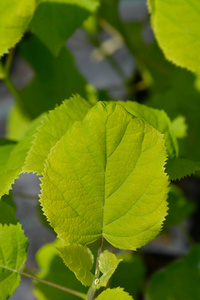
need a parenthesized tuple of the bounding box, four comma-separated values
(0, 264, 87, 300)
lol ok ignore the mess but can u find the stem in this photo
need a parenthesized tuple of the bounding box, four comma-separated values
(0, 264, 87, 300)
(87, 236, 104, 300)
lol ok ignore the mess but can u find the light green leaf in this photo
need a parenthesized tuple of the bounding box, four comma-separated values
(34, 240, 87, 300)
(95, 251, 122, 288)
(0, 0, 35, 57)
(24, 95, 91, 175)
(147, 246, 200, 300)
(96, 287, 134, 300)
(164, 184, 196, 227)
(120, 100, 178, 158)
(166, 158, 200, 181)
(0, 203, 28, 300)
(111, 253, 146, 300)
(19, 36, 95, 118)
(57, 244, 94, 286)
(0, 114, 45, 198)
(40, 102, 169, 250)
(171, 116, 187, 139)
(149, 0, 200, 73)
(30, 0, 99, 56)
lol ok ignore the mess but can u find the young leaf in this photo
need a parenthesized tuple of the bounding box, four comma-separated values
(120, 101, 178, 158)
(0, 0, 35, 57)
(30, 0, 99, 56)
(57, 244, 94, 286)
(96, 287, 134, 300)
(0, 203, 28, 299)
(149, 0, 200, 73)
(18, 36, 95, 118)
(166, 158, 200, 181)
(24, 95, 92, 175)
(34, 240, 87, 300)
(171, 116, 187, 139)
(40, 102, 169, 250)
(147, 246, 200, 300)
(0, 114, 45, 198)
(95, 251, 122, 288)
(164, 184, 196, 227)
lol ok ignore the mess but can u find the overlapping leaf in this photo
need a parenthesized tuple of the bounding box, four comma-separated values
(0, 0, 35, 57)
(166, 158, 200, 181)
(149, 0, 200, 73)
(96, 287, 134, 300)
(24, 95, 91, 175)
(30, 0, 100, 55)
(40, 102, 169, 250)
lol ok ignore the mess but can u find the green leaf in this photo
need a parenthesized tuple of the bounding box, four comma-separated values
(30, 0, 99, 56)
(147, 246, 200, 300)
(34, 240, 87, 300)
(18, 36, 95, 118)
(96, 287, 134, 300)
(120, 101, 178, 158)
(111, 253, 146, 300)
(57, 244, 94, 286)
(166, 158, 200, 181)
(40, 102, 169, 250)
(0, 0, 35, 57)
(164, 184, 196, 227)
(95, 251, 122, 288)
(149, 0, 200, 73)
(24, 95, 91, 175)
(171, 116, 187, 139)
(0, 203, 28, 300)
(0, 114, 45, 198)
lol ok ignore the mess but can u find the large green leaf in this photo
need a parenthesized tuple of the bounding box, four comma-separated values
(96, 251, 122, 288)
(120, 101, 179, 158)
(34, 240, 87, 300)
(18, 36, 95, 119)
(57, 244, 94, 286)
(0, 114, 45, 198)
(0, 203, 28, 299)
(24, 95, 92, 175)
(147, 246, 200, 300)
(0, 0, 35, 57)
(149, 0, 200, 73)
(30, 0, 99, 56)
(96, 287, 134, 300)
(40, 102, 169, 250)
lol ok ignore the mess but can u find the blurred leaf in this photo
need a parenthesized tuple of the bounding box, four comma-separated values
(96, 251, 122, 288)
(18, 36, 95, 118)
(96, 287, 134, 300)
(147, 246, 200, 300)
(57, 244, 94, 286)
(164, 184, 196, 227)
(40, 102, 169, 250)
(24, 95, 91, 175)
(30, 0, 100, 56)
(171, 116, 187, 139)
(111, 253, 146, 300)
(166, 158, 200, 181)
(0, 0, 35, 57)
(149, 0, 200, 73)
(34, 240, 87, 300)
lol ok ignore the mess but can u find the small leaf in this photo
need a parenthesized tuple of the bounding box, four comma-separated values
(57, 244, 94, 286)
(120, 100, 178, 158)
(149, 0, 200, 73)
(147, 246, 200, 300)
(0, 0, 35, 56)
(40, 102, 169, 250)
(166, 158, 200, 181)
(34, 240, 87, 300)
(96, 287, 134, 300)
(95, 251, 122, 288)
(0, 203, 28, 299)
(24, 95, 91, 175)
(171, 116, 187, 139)
(30, 0, 99, 56)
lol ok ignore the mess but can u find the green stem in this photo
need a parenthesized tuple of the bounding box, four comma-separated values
(0, 264, 87, 300)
